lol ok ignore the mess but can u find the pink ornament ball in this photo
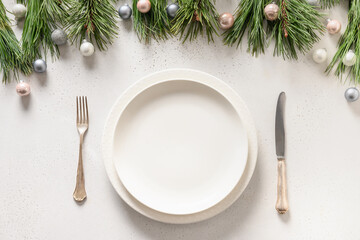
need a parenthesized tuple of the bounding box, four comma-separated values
(16, 81, 31, 96)
(327, 19, 341, 34)
(264, 3, 279, 21)
(137, 0, 151, 13)
(219, 12, 234, 30)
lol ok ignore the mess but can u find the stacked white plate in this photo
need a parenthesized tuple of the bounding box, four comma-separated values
(102, 69, 258, 224)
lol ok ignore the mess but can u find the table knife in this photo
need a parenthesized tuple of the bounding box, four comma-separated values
(275, 92, 289, 214)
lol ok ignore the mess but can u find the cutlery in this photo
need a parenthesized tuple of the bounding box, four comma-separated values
(73, 96, 89, 202)
(275, 92, 289, 214)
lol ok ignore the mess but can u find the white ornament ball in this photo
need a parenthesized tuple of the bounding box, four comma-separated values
(312, 48, 327, 64)
(16, 80, 31, 96)
(345, 87, 359, 102)
(12, 4, 26, 18)
(80, 40, 95, 57)
(342, 50, 356, 66)
(51, 29, 67, 45)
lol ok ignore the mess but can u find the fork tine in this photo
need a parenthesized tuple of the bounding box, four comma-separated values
(82, 96, 86, 124)
(79, 96, 83, 124)
(81, 96, 84, 124)
(85, 96, 89, 124)
(76, 96, 79, 124)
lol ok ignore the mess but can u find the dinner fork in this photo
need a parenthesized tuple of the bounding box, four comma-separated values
(73, 96, 89, 202)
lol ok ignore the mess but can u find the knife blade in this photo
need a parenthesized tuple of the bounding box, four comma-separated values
(275, 92, 289, 214)
(275, 92, 286, 159)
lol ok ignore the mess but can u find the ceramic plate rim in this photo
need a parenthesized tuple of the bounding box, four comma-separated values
(102, 68, 258, 224)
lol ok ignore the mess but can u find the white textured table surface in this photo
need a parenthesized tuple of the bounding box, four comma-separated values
(1, 1, 359, 239)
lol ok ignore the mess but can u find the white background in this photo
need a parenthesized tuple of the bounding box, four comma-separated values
(1, 1, 359, 239)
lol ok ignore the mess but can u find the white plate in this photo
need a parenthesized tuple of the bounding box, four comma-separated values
(102, 69, 258, 223)
(113, 78, 248, 215)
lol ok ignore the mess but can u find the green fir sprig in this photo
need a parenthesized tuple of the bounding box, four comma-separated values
(21, 0, 69, 62)
(326, 0, 360, 83)
(320, 0, 340, 8)
(66, 0, 119, 51)
(0, 0, 31, 83)
(223, 0, 269, 56)
(171, 0, 219, 43)
(132, 0, 169, 43)
(269, 0, 325, 60)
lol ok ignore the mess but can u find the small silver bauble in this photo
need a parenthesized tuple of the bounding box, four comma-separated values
(12, 4, 26, 18)
(166, 3, 179, 18)
(16, 80, 31, 96)
(312, 48, 327, 64)
(51, 29, 68, 45)
(33, 59, 47, 73)
(80, 40, 95, 57)
(345, 87, 359, 102)
(118, 4, 132, 20)
(342, 50, 356, 66)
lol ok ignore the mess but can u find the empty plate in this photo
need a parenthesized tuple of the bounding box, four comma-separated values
(112, 77, 249, 215)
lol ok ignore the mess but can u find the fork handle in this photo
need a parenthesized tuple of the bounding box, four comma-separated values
(73, 134, 87, 202)
(276, 159, 288, 214)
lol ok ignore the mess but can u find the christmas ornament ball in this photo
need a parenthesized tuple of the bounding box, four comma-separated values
(326, 19, 341, 34)
(342, 50, 356, 66)
(80, 40, 95, 57)
(312, 48, 327, 64)
(218, 12, 234, 30)
(264, 3, 279, 21)
(16, 81, 31, 97)
(137, 0, 151, 13)
(118, 4, 132, 20)
(51, 29, 67, 45)
(12, 4, 26, 18)
(33, 59, 47, 73)
(345, 87, 359, 102)
(166, 3, 179, 18)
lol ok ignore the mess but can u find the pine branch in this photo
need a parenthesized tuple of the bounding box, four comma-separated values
(171, 0, 219, 43)
(22, 0, 69, 62)
(320, 0, 340, 8)
(66, 0, 119, 51)
(326, 0, 360, 83)
(132, 0, 169, 43)
(223, 0, 270, 56)
(0, 0, 31, 83)
(269, 0, 325, 60)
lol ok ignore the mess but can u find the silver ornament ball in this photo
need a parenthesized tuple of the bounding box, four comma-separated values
(119, 4, 132, 20)
(33, 59, 47, 73)
(166, 3, 179, 18)
(345, 87, 359, 102)
(51, 29, 68, 45)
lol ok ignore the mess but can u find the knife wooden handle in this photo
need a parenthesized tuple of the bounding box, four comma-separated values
(276, 159, 289, 214)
